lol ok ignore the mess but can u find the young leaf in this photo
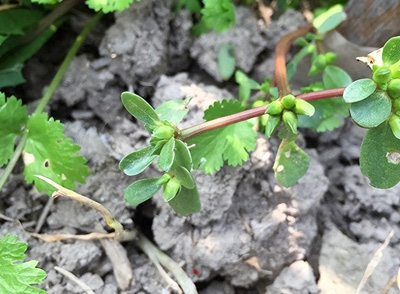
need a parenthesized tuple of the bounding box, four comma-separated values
(218, 44, 236, 80)
(0, 94, 28, 166)
(155, 99, 189, 124)
(163, 177, 181, 202)
(323, 65, 352, 89)
(124, 178, 162, 206)
(0, 235, 46, 294)
(23, 113, 90, 195)
(119, 146, 157, 176)
(312, 4, 345, 34)
(360, 122, 400, 188)
(121, 92, 161, 128)
(273, 140, 309, 187)
(343, 79, 377, 103)
(168, 186, 201, 216)
(86, 0, 135, 13)
(189, 99, 257, 173)
(201, 0, 236, 33)
(0, 65, 25, 89)
(350, 90, 391, 128)
(174, 166, 195, 189)
(174, 139, 193, 170)
(382, 36, 400, 66)
(158, 137, 176, 171)
(235, 70, 261, 105)
(0, 9, 44, 35)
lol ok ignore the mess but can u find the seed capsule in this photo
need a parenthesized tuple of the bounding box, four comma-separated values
(294, 99, 315, 116)
(388, 79, 400, 99)
(282, 111, 298, 134)
(265, 115, 281, 138)
(152, 125, 175, 140)
(325, 52, 337, 64)
(373, 67, 392, 84)
(389, 114, 400, 140)
(163, 177, 181, 202)
(282, 94, 296, 109)
(265, 101, 283, 115)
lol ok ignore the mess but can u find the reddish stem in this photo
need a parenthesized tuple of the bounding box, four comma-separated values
(179, 88, 345, 141)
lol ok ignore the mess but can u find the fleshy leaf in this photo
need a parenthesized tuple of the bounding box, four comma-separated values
(163, 177, 181, 202)
(23, 113, 90, 195)
(189, 99, 257, 174)
(350, 90, 391, 128)
(173, 139, 193, 170)
(273, 140, 309, 187)
(168, 186, 201, 216)
(174, 166, 195, 189)
(0, 235, 46, 294)
(121, 92, 161, 128)
(360, 122, 400, 188)
(382, 36, 400, 66)
(323, 65, 352, 89)
(0, 94, 28, 166)
(218, 44, 236, 80)
(312, 4, 345, 34)
(124, 178, 161, 206)
(155, 99, 189, 124)
(158, 137, 175, 171)
(119, 146, 157, 176)
(343, 78, 377, 103)
(235, 70, 260, 105)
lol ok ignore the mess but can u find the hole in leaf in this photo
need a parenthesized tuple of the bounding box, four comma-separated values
(44, 159, 50, 168)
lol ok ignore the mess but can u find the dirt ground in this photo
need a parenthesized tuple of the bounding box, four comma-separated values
(1, 1, 400, 293)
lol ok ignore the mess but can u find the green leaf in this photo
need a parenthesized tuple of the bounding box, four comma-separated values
(382, 36, 400, 66)
(174, 139, 193, 170)
(360, 122, 400, 188)
(201, 0, 236, 33)
(155, 99, 189, 124)
(189, 99, 257, 173)
(350, 90, 392, 128)
(23, 113, 90, 195)
(0, 65, 25, 89)
(235, 70, 260, 105)
(343, 78, 377, 103)
(168, 186, 201, 216)
(124, 178, 161, 206)
(0, 94, 28, 166)
(274, 140, 309, 187)
(158, 137, 175, 171)
(0, 235, 46, 294)
(218, 44, 236, 80)
(0, 9, 44, 35)
(174, 166, 195, 189)
(312, 4, 345, 34)
(163, 177, 181, 202)
(121, 92, 161, 128)
(287, 44, 315, 80)
(86, 0, 135, 13)
(323, 65, 352, 89)
(175, 0, 202, 14)
(119, 146, 157, 176)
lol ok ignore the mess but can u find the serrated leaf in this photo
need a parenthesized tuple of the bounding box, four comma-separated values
(173, 139, 192, 170)
(323, 65, 352, 89)
(0, 9, 44, 35)
(0, 94, 28, 166)
(312, 4, 345, 34)
(360, 122, 400, 188)
(343, 78, 377, 103)
(121, 92, 161, 128)
(189, 99, 257, 173)
(119, 146, 156, 176)
(350, 90, 391, 128)
(382, 36, 400, 66)
(86, 0, 135, 13)
(218, 44, 236, 80)
(168, 186, 201, 216)
(274, 140, 309, 187)
(201, 0, 236, 33)
(23, 113, 90, 195)
(158, 137, 175, 171)
(0, 235, 46, 294)
(155, 99, 189, 124)
(124, 178, 161, 206)
(174, 166, 195, 189)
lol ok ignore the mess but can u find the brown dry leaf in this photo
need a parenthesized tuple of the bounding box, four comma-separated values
(357, 48, 383, 69)
(245, 256, 272, 275)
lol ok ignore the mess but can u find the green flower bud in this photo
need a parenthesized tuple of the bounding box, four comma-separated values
(393, 98, 400, 110)
(282, 94, 296, 109)
(390, 64, 400, 79)
(157, 173, 172, 185)
(152, 125, 175, 140)
(388, 79, 400, 99)
(265, 115, 281, 138)
(373, 67, 392, 84)
(163, 177, 181, 202)
(294, 99, 315, 116)
(325, 52, 337, 64)
(309, 54, 326, 76)
(389, 114, 400, 140)
(282, 111, 298, 134)
(265, 101, 283, 115)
